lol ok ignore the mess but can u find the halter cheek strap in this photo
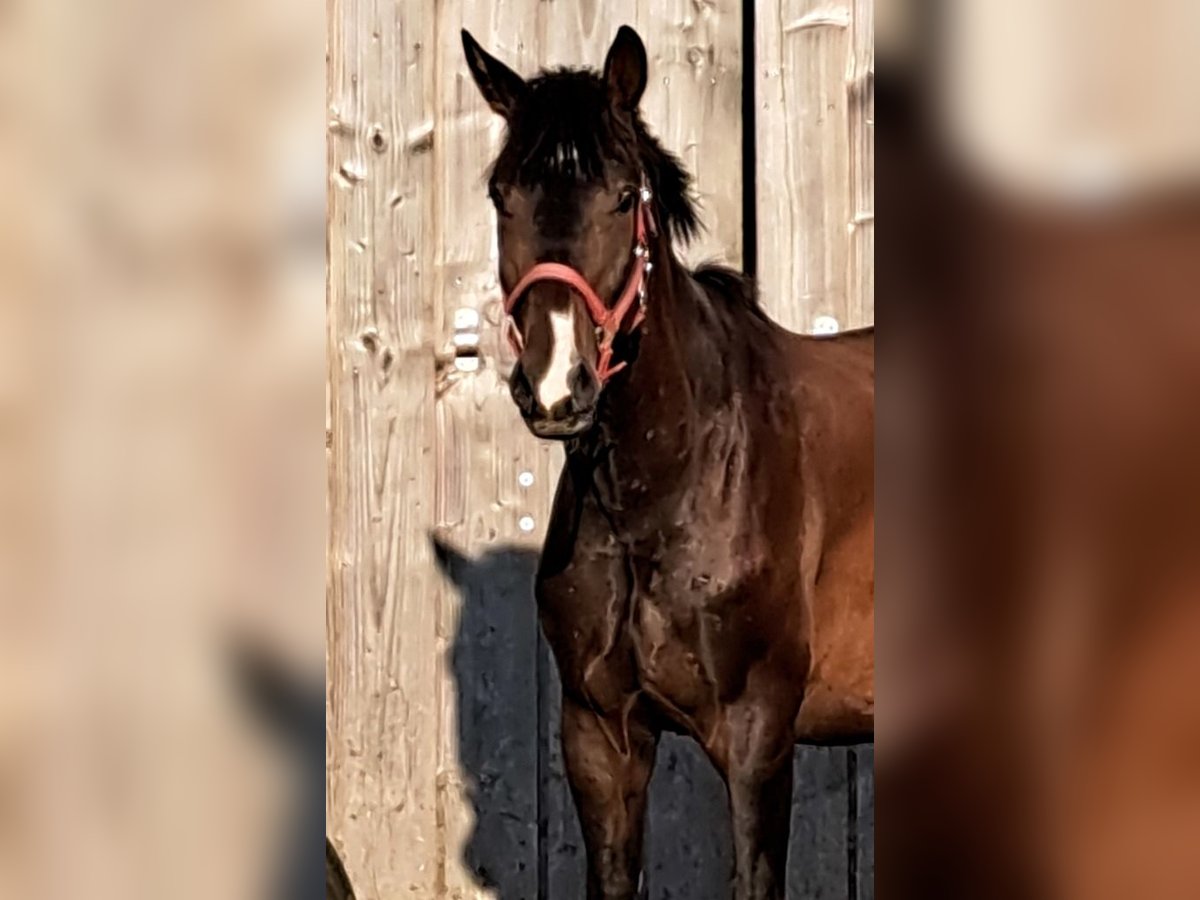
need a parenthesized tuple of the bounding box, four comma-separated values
(502, 181, 657, 384)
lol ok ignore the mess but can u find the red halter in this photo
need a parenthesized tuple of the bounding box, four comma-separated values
(502, 182, 657, 383)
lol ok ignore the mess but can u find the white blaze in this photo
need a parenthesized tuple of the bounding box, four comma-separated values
(536, 307, 578, 411)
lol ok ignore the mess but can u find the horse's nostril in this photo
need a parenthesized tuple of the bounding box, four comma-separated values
(568, 362, 598, 409)
(510, 363, 537, 416)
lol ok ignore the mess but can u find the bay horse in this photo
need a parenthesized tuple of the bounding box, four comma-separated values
(462, 26, 874, 900)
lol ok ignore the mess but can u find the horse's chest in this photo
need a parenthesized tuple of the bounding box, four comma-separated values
(624, 551, 750, 719)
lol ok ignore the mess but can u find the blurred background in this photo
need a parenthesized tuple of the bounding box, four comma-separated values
(0, 0, 325, 898)
(878, 1, 1200, 898)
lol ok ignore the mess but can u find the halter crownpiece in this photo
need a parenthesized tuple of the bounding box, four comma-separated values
(502, 176, 658, 383)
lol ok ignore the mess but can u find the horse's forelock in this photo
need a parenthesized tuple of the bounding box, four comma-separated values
(491, 68, 701, 244)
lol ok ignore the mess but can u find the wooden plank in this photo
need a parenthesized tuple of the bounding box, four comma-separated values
(787, 747, 852, 900)
(848, 0, 875, 328)
(431, 539, 543, 898)
(432, 2, 559, 897)
(756, 0, 874, 332)
(539, 638, 586, 900)
(644, 736, 734, 899)
(856, 746, 875, 900)
(326, 0, 441, 894)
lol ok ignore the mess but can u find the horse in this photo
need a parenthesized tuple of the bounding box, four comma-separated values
(462, 25, 874, 900)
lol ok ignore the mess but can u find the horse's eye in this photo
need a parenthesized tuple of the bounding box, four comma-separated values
(615, 188, 636, 214)
(489, 184, 512, 218)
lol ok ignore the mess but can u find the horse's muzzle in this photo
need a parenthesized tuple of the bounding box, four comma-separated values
(510, 360, 598, 440)
(526, 411, 595, 440)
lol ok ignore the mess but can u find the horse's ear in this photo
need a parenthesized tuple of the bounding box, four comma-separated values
(603, 25, 647, 112)
(461, 30, 526, 120)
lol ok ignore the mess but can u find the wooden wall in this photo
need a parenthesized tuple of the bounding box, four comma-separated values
(327, 0, 873, 897)
(755, 0, 874, 332)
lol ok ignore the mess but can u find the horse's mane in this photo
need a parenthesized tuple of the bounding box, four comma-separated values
(491, 68, 700, 245)
(693, 264, 769, 321)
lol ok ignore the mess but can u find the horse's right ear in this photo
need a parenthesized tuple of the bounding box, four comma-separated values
(461, 30, 526, 120)
(604, 25, 648, 112)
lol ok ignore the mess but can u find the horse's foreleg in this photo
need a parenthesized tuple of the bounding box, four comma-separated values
(721, 705, 795, 900)
(561, 697, 658, 900)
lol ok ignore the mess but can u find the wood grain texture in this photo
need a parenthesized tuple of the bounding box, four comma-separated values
(755, 0, 874, 331)
(431, 3, 574, 898)
(326, 0, 440, 895)
(848, 0, 875, 329)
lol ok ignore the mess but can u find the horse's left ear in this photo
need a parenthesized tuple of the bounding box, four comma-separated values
(604, 25, 647, 112)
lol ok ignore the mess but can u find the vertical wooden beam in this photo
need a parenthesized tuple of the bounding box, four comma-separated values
(756, 0, 873, 332)
(326, 0, 440, 895)
(787, 747, 852, 899)
(431, 4, 549, 895)
(643, 734, 735, 899)
(848, 0, 875, 328)
(856, 746, 876, 900)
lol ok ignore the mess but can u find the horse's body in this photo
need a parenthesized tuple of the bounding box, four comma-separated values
(540, 268, 874, 746)
(463, 26, 873, 900)
(539, 265, 874, 900)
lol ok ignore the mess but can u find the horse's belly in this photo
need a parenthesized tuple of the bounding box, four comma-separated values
(796, 517, 875, 741)
(794, 680, 874, 741)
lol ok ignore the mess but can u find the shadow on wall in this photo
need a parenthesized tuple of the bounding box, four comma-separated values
(432, 537, 544, 898)
(226, 642, 326, 900)
(326, 837, 357, 900)
(432, 535, 873, 900)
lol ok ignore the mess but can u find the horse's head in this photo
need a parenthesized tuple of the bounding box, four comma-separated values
(462, 26, 696, 439)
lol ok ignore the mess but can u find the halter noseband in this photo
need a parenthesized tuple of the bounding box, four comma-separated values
(502, 179, 657, 383)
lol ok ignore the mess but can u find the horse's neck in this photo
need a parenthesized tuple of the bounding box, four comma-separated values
(580, 255, 719, 511)
(618, 255, 705, 413)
